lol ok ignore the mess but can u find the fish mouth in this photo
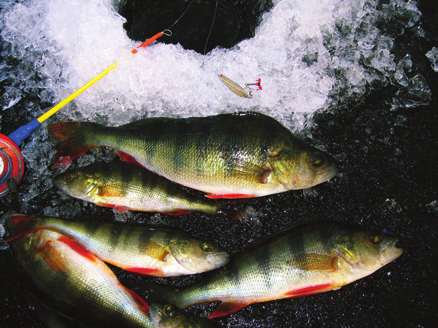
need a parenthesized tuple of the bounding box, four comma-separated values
(52, 175, 65, 190)
(148, 304, 160, 323)
(318, 163, 339, 182)
(52, 176, 77, 196)
(381, 238, 404, 263)
(207, 251, 230, 268)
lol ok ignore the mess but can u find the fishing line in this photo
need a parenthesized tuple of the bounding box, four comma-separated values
(204, 0, 218, 55)
(167, 0, 195, 30)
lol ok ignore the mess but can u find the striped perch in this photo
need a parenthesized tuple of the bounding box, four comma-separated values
(4, 214, 229, 277)
(48, 112, 338, 199)
(9, 229, 153, 328)
(162, 222, 403, 318)
(53, 160, 244, 219)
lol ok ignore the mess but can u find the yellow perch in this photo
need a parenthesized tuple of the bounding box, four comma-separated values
(9, 229, 153, 327)
(4, 214, 229, 277)
(48, 112, 338, 199)
(54, 160, 244, 219)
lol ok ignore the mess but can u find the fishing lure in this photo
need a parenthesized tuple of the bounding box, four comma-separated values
(219, 75, 262, 98)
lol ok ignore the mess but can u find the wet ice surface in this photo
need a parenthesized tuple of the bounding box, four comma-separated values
(0, 0, 437, 327)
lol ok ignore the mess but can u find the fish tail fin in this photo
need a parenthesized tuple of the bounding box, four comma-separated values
(3, 214, 41, 243)
(48, 122, 99, 167)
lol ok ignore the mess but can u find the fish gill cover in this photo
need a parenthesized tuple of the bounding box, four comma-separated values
(0, 0, 437, 327)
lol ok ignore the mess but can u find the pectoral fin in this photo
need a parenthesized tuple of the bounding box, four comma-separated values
(141, 240, 170, 261)
(293, 253, 339, 271)
(98, 184, 127, 198)
(208, 302, 252, 319)
(36, 241, 68, 273)
(228, 163, 271, 184)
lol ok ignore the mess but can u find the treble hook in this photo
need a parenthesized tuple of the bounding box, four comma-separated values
(245, 78, 262, 90)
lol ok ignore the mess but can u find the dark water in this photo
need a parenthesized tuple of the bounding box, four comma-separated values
(0, 0, 437, 327)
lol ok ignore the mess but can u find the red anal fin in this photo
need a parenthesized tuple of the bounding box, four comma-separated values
(100, 204, 130, 213)
(159, 210, 191, 216)
(284, 283, 334, 298)
(122, 283, 150, 315)
(101, 203, 116, 208)
(208, 302, 251, 319)
(125, 267, 164, 277)
(114, 205, 130, 213)
(116, 151, 147, 169)
(205, 194, 256, 199)
(57, 236, 96, 262)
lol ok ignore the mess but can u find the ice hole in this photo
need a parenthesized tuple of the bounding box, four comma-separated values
(117, 0, 274, 54)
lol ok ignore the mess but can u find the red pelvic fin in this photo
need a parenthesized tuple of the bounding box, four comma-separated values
(159, 210, 191, 216)
(125, 267, 164, 277)
(284, 283, 334, 298)
(57, 236, 96, 262)
(205, 193, 256, 199)
(122, 284, 150, 315)
(48, 122, 96, 167)
(208, 302, 251, 319)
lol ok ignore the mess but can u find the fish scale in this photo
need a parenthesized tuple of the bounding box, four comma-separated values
(48, 112, 339, 198)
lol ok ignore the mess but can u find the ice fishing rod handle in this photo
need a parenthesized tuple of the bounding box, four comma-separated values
(8, 118, 41, 146)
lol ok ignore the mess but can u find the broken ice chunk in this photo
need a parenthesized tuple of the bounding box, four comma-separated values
(425, 47, 438, 72)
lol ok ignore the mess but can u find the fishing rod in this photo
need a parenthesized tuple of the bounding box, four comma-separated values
(0, 30, 171, 198)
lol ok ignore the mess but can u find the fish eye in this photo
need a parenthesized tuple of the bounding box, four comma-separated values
(201, 242, 214, 252)
(311, 152, 325, 167)
(63, 173, 76, 182)
(163, 304, 176, 318)
(370, 232, 384, 244)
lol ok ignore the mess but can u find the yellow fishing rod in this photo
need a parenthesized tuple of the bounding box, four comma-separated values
(0, 30, 170, 197)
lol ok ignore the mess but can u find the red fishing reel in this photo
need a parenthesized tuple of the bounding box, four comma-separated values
(0, 134, 24, 197)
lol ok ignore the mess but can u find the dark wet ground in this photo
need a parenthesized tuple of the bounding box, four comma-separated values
(1, 1, 437, 327)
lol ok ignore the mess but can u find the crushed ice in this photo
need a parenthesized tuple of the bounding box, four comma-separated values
(0, 0, 434, 207)
(425, 47, 438, 72)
